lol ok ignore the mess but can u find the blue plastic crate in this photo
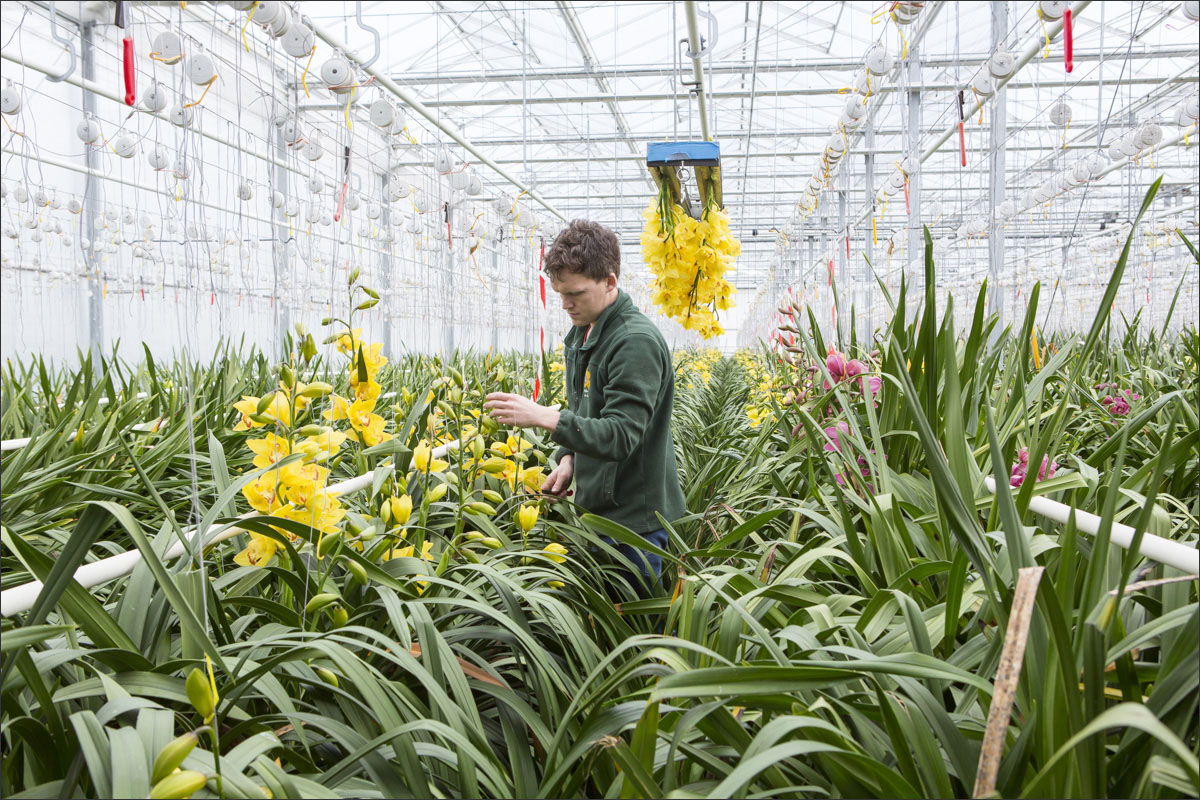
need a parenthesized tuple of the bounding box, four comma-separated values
(647, 140, 720, 166)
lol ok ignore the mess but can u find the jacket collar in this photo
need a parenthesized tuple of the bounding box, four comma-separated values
(569, 290, 630, 351)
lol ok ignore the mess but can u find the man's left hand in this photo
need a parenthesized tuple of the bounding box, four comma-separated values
(483, 392, 560, 431)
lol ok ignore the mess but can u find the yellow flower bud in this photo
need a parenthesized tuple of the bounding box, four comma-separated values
(150, 769, 208, 799)
(543, 541, 568, 564)
(304, 593, 340, 614)
(517, 504, 539, 533)
(389, 495, 413, 525)
(151, 731, 200, 784)
(427, 483, 448, 503)
(185, 668, 215, 722)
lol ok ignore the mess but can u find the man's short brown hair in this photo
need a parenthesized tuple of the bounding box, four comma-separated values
(544, 219, 621, 282)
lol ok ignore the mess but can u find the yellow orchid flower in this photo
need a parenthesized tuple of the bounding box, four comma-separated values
(322, 394, 352, 422)
(247, 433, 291, 470)
(543, 542, 568, 564)
(519, 466, 544, 494)
(412, 440, 448, 474)
(277, 492, 345, 534)
(233, 531, 279, 567)
(335, 327, 363, 357)
(299, 429, 348, 462)
(346, 398, 391, 447)
(232, 395, 267, 431)
(232, 391, 292, 430)
(352, 378, 382, 409)
(280, 463, 330, 507)
(383, 539, 434, 562)
(242, 471, 285, 514)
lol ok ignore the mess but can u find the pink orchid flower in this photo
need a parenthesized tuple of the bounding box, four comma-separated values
(1010, 447, 1058, 488)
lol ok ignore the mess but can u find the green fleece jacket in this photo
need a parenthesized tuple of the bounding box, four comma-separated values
(550, 290, 687, 533)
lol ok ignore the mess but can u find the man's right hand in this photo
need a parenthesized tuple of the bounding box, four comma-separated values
(542, 454, 574, 498)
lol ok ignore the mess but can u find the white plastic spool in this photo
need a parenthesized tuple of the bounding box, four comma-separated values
(1182, 0, 1199, 22)
(305, 133, 324, 161)
(272, 191, 285, 209)
(281, 119, 304, 145)
(147, 146, 170, 170)
(434, 147, 454, 174)
(112, 134, 137, 158)
(67, 198, 82, 214)
(348, 193, 362, 211)
(237, 181, 253, 201)
(448, 169, 470, 191)
(306, 172, 323, 194)
(1038, 0, 1067, 21)
(865, 45, 893, 77)
(369, 98, 394, 128)
(142, 82, 170, 113)
(972, 72, 995, 98)
(151, 30, 183, 63)
(173, 155, 191, 179)
(888, 170, 906, 190)
(1137, 122, 1163, 149)
(167, 104, 193, 127)
(186, 52, 217, 85)
(321, 56, 353, 93)
(466, 171, 483, 197)
(366, 202, 381, 220)
(281, 21, 315, 58)
(284, 200, 299, 218)
(1, 86, 21, 116)
(75, 118, 101, 144)
(988, 50, 1015, 79)
(844, 95, 867, 121)
(1048, 100, 1072, 126)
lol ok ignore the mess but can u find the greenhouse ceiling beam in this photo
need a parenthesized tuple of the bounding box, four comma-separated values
(354, 75, 1194, 108)
(306, 20, 566, 222)
(388, 47, 1199, 85)
(555, 0, 643, 165)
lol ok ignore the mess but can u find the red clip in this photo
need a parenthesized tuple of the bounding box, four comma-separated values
(122, 36, 136, 106)
(904, 180, 910, 215)
(1063, 9, 1074, 73)
(140, 287, 145, 301)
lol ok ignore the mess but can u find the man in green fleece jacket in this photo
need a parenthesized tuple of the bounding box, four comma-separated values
(483, 219, 686, 594)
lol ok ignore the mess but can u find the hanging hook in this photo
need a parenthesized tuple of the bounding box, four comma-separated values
(45, 1, 77, 83)
(352, 0, 381, 69)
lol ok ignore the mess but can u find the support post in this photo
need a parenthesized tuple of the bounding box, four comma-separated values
(380, 174, 393, 356)
(988, 0, 1008, 320)
(905, 38, 922, 315)
(80, 22, 101, 365)
(272, 119, 290, 354)
(863, 115, 875, 340)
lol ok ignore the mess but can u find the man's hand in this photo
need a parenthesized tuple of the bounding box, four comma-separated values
(483, 392, 561, 431)
(542, 454, 573, 497)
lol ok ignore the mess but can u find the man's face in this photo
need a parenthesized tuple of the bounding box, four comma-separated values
(549, 270, 617, 327)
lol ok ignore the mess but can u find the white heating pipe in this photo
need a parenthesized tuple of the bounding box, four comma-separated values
(1, 413, 167, 453)
(1, 440, 461, 617)
(984, 476, 1199, 574)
